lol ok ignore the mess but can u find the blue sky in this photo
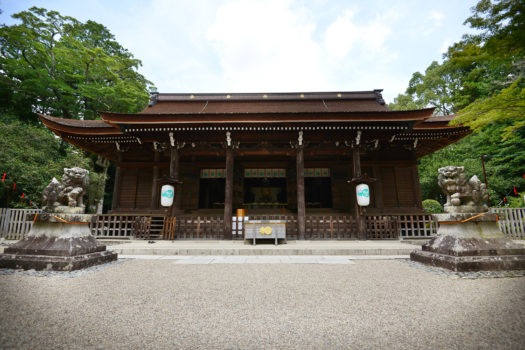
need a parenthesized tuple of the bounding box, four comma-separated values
(0, 0, 478, 103)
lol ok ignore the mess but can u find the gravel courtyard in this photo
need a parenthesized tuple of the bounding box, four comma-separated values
(0, 259, 524, 350)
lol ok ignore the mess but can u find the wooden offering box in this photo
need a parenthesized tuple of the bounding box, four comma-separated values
(244, 220, 286, 245)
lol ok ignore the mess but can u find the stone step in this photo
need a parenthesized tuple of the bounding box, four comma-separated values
(107, 247, 416, 256)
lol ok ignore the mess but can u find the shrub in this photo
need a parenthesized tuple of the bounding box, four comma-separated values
(422, 199, 443, 213)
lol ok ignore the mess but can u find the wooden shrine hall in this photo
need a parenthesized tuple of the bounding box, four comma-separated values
(39, 90, 470, 240)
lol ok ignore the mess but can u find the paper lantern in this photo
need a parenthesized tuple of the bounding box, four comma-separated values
(160, 185, 175, 207)
(356, 183, 370, 206)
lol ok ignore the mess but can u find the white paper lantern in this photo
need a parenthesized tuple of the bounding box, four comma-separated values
(356, 183, 370, 206)
(160, 185, 175, 207)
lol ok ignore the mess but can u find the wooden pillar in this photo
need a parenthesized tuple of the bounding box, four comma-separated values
(170, 147, 181, 215)
(132, 167, 140, 209)
(224, 147, 234, 239)
(412, 164, 423, 208)
(296, 146, 306, 240)
(150, 150, 160, 210)
(111, 153, 123, 211)
(352, 146, 367, 240)
(373, 166, 384, 210)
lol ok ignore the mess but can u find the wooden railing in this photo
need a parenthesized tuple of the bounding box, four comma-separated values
(2, 208, 524, 240)
(491, 208, 525, 239)
(367, 216, 399, 240)
(305, 216, 358, 240)
(90, 214, 164, 239)
(162, 216, 224, 240)
(235, 215, 359, 240)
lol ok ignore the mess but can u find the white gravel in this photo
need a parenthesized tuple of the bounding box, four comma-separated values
(0, 259, 524, 349)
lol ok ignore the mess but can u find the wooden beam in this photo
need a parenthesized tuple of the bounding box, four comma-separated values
(224, 148, 234, 239)
(132, 167, 139, 209)
(372, 166, 384, 209)
(111, 153, 123, 211)
(352, 146, 367, 240)
(412, 164, 423, 208)
(170, 147, 181, 215)
(296, 146, 306, 240)
(150, 150, 160, 209)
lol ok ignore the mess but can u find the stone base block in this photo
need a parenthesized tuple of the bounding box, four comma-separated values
(0, 219, 117, 271)
(410, 250, 525, 272)
(0, 250, 117, 271)
(4, 235, 106, 256)
(410, 235, 525, 272)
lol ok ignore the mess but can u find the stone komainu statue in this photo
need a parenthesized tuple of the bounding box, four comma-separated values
(42, 167, 90, 208)
(437, 166, 489, 213)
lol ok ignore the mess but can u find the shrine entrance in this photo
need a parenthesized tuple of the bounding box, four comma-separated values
(305, 177, 332, 208)
(243, 168, 287, 210)
(198, 169, 225, 209)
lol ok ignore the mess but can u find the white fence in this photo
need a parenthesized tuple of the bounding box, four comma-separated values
(0, 208, 43, 240)
(491, 208, 525, 239)
(1, 208, 524, 240)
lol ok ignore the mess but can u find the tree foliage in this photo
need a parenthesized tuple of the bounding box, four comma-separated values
(0, 7, 152, 122)
(0, 7, 154, 209)
(418, 122, 525, 207)
(422, 199, 443, 214)
(0, 114, 92, 208)
(390, 0, 525, 206)
(451, 0, 525, 138)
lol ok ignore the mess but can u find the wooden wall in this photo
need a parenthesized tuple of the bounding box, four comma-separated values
(118, 167, 152, 209)
(330, 164, 421, 214)
(114, 161, 422, 214)
(181, 164, 199, 211)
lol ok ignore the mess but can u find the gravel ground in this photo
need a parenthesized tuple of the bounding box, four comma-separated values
(0, 259, 524, 350)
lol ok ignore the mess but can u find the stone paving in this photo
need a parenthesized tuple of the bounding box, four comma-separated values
(1, 259, 524, 349)
(118, 254, 409, 263)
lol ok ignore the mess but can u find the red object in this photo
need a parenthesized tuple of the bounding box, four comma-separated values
(12, 182, 16, 191)
(523, 174, 525, 178)
(503, 197, 507, 203)
(1, 173, 5, 182)
(21, 192, 24, 199)
(514, 186, 518, 195)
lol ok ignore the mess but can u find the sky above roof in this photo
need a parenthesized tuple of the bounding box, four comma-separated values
(1, 0, 478, 103)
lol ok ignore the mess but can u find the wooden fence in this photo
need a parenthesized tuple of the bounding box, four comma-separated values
(397, 214, 437, 238)
(2, 208, 524, 240)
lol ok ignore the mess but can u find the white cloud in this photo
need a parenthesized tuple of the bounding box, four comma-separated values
(206, 0, 325, 92)
(324, 10, 358, 59)
(429, 11, 445, 23)
(206, 1, 397, 93)
(440, 39, 452, 55)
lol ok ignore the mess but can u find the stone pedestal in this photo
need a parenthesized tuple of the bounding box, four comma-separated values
(410, 213, 525, 272)
(0, 212, 117, 271)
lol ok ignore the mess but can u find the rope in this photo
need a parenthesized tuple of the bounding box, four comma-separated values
(53, 215, 89, 225)
(439, 212, 496, 225)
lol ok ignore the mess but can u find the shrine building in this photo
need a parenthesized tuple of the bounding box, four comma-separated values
(39, 90, 470, 239)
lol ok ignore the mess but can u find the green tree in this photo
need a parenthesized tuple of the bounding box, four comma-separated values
(0, 114, 92, 208)
(390, 0, 525, 206)
(451, 0, 525, 137)
(0, 7, 154, 210)
(0, 7, 152, 122)
(418, 122, 525, 205)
